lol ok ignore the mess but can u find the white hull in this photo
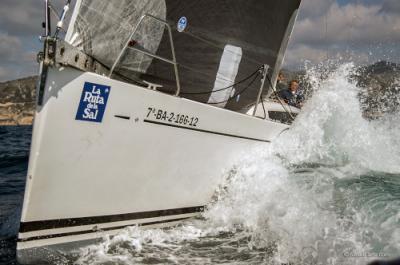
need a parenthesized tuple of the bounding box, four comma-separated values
(17, 67, 288, 264)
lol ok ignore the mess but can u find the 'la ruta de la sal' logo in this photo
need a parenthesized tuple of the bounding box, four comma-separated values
(75, 82, 111, 123)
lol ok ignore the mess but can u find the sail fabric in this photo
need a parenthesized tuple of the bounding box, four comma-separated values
(66, 0, 301, 111)
(207, 45, 242, 108)
(66, 0, 166, 75)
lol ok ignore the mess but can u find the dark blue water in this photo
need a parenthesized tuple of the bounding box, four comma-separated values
(0, 126, 31, 265)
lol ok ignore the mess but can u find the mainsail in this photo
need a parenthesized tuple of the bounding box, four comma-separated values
(66, 0, 301, 111)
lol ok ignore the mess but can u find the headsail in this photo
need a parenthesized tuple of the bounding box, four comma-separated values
(66, 0, 301, 110)
(66, 0, 167, 77)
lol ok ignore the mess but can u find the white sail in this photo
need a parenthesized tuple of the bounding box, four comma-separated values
(66, 0, 166, 74)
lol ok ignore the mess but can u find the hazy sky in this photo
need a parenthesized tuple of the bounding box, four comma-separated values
(285, 0, 400, 69)
(0, 0, 399, 81)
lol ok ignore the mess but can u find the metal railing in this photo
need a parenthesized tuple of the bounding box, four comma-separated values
(109, 14, 182, 96)
(40, 3, 274, 116)
(252, 64, 269, 117)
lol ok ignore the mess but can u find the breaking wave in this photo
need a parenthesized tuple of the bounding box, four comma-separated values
(75, 64, 400, 265)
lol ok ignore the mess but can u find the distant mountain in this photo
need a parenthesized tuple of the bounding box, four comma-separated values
(0, 76, 37, 125)
(361, 60, 400, 75)
(354, 61, 400, 117)
(0, 61, 398, 125)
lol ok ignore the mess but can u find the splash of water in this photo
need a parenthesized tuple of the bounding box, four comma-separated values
(76, 64, 400, 265)
(277, 64, 400, 173)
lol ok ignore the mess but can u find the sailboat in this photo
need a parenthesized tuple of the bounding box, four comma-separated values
(17, 0, 302, 263)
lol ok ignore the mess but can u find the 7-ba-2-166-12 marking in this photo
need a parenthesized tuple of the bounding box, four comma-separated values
(146, 107, 199, 127)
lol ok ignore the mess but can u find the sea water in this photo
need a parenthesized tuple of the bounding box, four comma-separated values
(0, 125, 31, 265)
(0, 65, 399, 264)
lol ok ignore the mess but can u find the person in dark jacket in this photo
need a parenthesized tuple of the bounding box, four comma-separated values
(278, 79, 304, 108)
(276, 72, 287, 92)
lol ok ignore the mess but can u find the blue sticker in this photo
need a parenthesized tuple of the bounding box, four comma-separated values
(177, 16, 187, 32)
(75, 82, 111, 123)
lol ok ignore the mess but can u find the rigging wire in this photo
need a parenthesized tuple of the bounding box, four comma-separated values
(191, 63, 294, 121)
(207, 71, 260, 105)
(260, 88, 267, 119)
(265, 74, 296, 121)
(179, 67, 262, 95)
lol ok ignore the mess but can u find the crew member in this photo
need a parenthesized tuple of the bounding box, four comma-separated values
(278, 79, 304, 108)
(276, 72, 287, 92)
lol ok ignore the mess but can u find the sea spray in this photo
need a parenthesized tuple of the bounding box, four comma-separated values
(75, 64, 400, 265)
(276, 64, 400, 173)
(204, 64, 400, 264)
